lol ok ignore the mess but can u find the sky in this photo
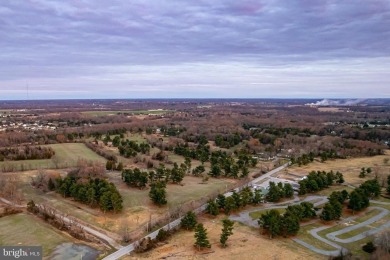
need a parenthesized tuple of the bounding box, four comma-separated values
(0, 0, 389, 100)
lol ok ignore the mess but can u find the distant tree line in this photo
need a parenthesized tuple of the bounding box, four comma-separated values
(0, 146, 55, 161)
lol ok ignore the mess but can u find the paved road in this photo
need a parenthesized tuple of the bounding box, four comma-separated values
(103, 163, 290, 260)
(229, 195, 327, 228)
(326, 206, 390, 243)
(0, 197, 25, 208)
(294, 206, 390, 256)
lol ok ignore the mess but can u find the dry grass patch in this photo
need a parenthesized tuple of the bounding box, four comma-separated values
(122, 215, 321, 260)
(286, 151, 390, 186)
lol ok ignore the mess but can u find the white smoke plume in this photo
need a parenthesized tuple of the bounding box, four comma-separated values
(306, 99, 365, 106)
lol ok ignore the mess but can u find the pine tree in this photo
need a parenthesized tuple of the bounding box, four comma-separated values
(149, 181, 167, 205)
(216, 194, 226, 209)
(194, 223, 211, 250)
(224, 196, 236, 215)
(181, 211, 197, 230)
(252, 189, 263, 204)
(206, 200, 219, 216)
(220, 219, 234, 247)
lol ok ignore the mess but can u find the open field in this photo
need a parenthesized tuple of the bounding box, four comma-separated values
(122, 215, 321, 260)
(297, 223, 337, 251)
(249, 208, 286, 220)
(81, 110, 173, 117)
(0, 143, 106, 171)
(283, 151, 390, 186)
(14, 170, 235, 236)
(0, 213, 73, 256)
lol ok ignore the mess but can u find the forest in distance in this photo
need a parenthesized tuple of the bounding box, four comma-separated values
(0, 98, 389, 260)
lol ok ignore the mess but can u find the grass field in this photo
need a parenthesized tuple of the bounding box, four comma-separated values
(81, 110, 173, 117)
(18, 169, 235, 235)
(123, 215, 320, 260)
(0, 143, 106, 171)
(296, 223, 337, 251)
(249, 208, 286, 220)
(0, 213, 72, 256)
(285, 151, 390, 187)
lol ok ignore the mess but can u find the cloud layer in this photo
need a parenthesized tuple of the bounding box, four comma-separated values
(1, 0, 389, 99)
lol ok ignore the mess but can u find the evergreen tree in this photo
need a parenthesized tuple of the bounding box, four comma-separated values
(320, 202, 335, 221)
(224, 196, 236, 215)
(283, 183, 294, 198)
(252, 189, 263, 204)
(258, 209, 282, 239)
(360, 179, 381, 198)
(194, 224, 211, 250)
(181, 211, 197, 230)
(348, 188, 369, 213)
(206, 200, 219, 216)
(281, 214, 300, 237)
(267, 182, 281, 202)
(240, 187, 253, 207)
(231, 191, 242, 209)
(216, 194, 226, 209)
(220, 219, 234, 247)
(300, 202, 316, 219)
(149, 181, 167, 205)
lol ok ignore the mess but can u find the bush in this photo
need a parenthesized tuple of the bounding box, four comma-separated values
(362, 241, 376, 253)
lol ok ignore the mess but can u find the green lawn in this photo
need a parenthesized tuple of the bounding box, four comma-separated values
(249, 208, 286, 220)
(0, 143, 106, 171)
(336, 226, 371, 239)
(296, 223, 337, 251)
(0, 213, 72, 256)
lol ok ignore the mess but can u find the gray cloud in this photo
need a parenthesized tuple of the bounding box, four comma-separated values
(0, 0, 389, 99)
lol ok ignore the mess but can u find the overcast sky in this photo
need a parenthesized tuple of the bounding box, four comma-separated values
(1, 0, 389, 100)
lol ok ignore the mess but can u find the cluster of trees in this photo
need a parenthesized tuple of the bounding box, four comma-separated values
(174, 143, 210, 163)
(291, 150, 341, 166)
(149, 181, 167, 205)
(266, 181, 294, 202)
(121, 163, 190, 205)
(117, 139, 150, 158)
(180, 211, 235, 250)
(0, 146, 55, 161)
(122, 168, 149, 188)
(321, 179, 381, 220)
(206, 187, 263, 216)
(320, 190, 348, 221)
(55, 176, 123, 212)
(291, 153, 314, 166)
(208, 151, 256, 179)
(123, 163, 188, 187)
(214, 133, 241, 148)
(299, 171, 344, 195)
(259, 202, 316, 238)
